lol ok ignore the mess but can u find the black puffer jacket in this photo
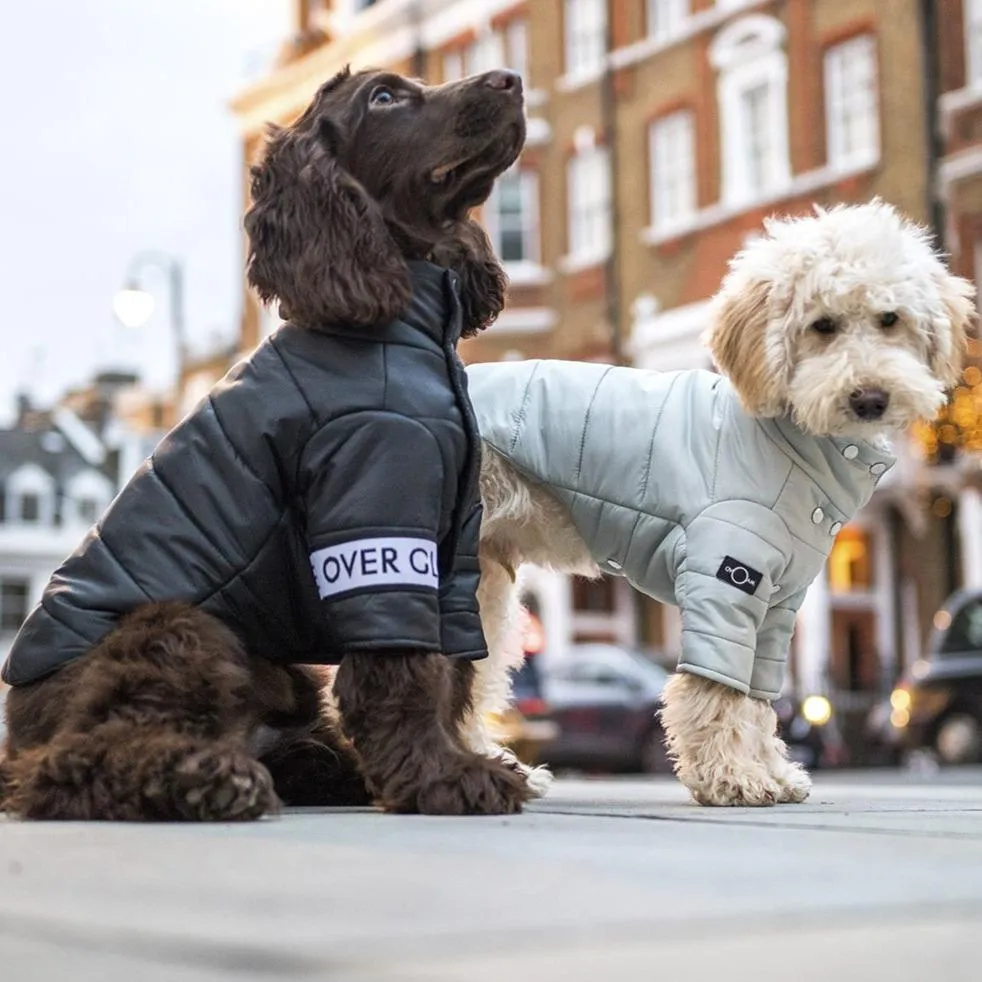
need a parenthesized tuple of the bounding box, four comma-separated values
(2, 262, 487, 686)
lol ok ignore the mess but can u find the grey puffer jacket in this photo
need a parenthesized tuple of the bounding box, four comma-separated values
(3, 262, 487, 686)
(467, 359, 894, 699)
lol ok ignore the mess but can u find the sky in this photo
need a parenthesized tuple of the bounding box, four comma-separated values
(0, 0, 292, 424)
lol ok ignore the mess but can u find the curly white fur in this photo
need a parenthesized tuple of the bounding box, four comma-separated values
(470, 200, 975, 807)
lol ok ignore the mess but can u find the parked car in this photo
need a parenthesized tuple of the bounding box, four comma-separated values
(535, 641, 846, 774)
(888, 588, 982, 765)
(537, 644, 671, 774)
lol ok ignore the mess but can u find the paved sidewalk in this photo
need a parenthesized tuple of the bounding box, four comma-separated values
(1, 771, 980, 981)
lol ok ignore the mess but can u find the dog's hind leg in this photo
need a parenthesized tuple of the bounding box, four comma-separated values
(455, 557, 553, 798)
(4, 726, 275, 821)
(2, 603, 278, 821)
(461, 448, 600, 798)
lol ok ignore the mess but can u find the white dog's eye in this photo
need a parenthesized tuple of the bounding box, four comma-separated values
(811, 317, 838, 336)
(880, 311, 899, 327)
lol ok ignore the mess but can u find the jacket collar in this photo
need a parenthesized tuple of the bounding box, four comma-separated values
(402, 261, 462, 345)
(757, 410, 896, 517)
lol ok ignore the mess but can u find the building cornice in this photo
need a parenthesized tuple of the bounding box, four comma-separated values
(231, 0, 527, 133)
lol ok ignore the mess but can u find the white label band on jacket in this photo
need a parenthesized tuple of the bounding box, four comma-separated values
(309, 537, 439, 599)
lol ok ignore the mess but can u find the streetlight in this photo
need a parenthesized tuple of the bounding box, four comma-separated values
(113, 251, 187, 384)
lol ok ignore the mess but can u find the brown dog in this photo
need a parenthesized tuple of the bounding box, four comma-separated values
(1, 67, 531, 821)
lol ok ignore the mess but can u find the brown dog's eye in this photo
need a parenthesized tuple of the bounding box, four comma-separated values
(369, 86, 396, 107)
(880, 311, 899, 327)
(811, 317, 837, 336)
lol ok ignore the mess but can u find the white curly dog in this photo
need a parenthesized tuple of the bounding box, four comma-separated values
(464, 200, 976, 807)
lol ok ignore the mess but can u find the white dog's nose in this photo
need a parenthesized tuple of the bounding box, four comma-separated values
(849, 388, 890, 420)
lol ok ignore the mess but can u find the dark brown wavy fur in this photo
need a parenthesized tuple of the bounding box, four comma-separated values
(244, 66, 524, 335)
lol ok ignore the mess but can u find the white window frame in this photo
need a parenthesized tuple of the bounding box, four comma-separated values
(446, 21, 526, 85)
(824, 34, 880, 171)
(466, 31, 505, 75)
(647, 0, 689, 43)
(649, 110, 697, 233)
(4, 463, 55, 527)
(564, 0, 607, 79)
(504, 19, 529, 83)
(65, 469, 113, 528)
(710, 15, 790, 207)
(566, 143, 612, 267)
(484, 168, 541, 269)
(443, 49, 464, 83)
(968, 0, 982, 86)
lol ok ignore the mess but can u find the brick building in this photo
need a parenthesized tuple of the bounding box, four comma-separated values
(229, 1, 982, 728)
(935, 0, 982, 596)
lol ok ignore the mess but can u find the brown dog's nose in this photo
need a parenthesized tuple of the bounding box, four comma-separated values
(483, 70, 522, 94)
(849, 387, 890, 421)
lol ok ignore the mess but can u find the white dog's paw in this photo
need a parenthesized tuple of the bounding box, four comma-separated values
(497, 748, 553, 799)
(682, 762, 783, 807)
(521, 762, 554, 799)
(771, 757, 812, 804)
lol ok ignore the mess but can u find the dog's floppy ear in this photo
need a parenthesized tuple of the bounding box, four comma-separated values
(429, 219, 507, 337)
(704, 277, 787, 417)
(244, 118, 411, 329)
(929, 269, 976, 389)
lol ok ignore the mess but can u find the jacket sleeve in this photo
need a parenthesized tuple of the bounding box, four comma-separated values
(437, 500, 488, 659)
(674, 505, 792, 696)
(748, 588, 808, 700)
(300, 412, 454, 656)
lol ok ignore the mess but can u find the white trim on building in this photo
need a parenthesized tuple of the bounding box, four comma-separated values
(484, 168, 541, 267)
(564, 139, 612, 271)
(960, 486, 982, 589)
(824, 33, 880, 172)
(64, 469, 114, 529)
(562, 0, 608, 82)
(710, 14, 790, 208)
(967, 0, 982, 87)
(489, 307, 558, 334)
(646, 0, 690, 44)
(629, 296, 712, 370)
(649, 109, 698, 236)
(5, 464, 55, 527)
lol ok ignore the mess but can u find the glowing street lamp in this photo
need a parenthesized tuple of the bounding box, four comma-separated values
(113, 251, 187, 383)
(112, 287, 156, 329)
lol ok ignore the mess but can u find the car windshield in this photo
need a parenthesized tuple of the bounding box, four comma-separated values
(552, 645, 668, 685)
(939, 597, 982, 656)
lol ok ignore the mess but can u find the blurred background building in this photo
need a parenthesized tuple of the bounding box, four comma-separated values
(0, 373, 162, 667)
(217, 0, 982, 744)
(4, 1, 981, 751)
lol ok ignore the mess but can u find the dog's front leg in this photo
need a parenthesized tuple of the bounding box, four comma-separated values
(659, 673, 810, 806)
(333, 651, 532, 815)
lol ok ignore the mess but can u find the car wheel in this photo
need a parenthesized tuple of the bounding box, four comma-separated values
(639, 728, 671, 775)
(935, 713, 982, 765)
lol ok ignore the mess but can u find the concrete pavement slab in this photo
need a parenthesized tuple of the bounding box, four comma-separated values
(0, 771, 980, 981)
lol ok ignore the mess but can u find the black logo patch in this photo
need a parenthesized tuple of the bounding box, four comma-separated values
(716, 556, 763, 596)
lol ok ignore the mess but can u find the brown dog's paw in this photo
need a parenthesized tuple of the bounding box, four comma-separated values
(403, 754, 533, 816)
(160, 749, 279, 822)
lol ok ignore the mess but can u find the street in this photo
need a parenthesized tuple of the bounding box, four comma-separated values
(1, 770, 980, 981)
